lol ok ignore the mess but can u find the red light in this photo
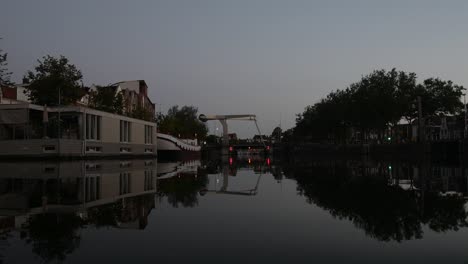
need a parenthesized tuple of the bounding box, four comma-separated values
(266, 146, 270, 150)
(267, 158, 271, 166)
(248, 158, 251, 164)
(229, 146, 233, 152)
(229, 157, 233, 165)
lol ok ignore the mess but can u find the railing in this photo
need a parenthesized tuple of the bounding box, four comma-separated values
(157, 133, 201, 151)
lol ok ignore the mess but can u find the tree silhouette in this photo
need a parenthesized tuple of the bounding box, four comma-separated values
(0, 40, 12, 86)
(294, 69, 465, 143)
(24, 55, 84, 106)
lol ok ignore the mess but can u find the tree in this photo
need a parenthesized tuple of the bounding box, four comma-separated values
(158, 105, 208, 139)
(293, 69, 465, 144)
(24, 55, 84, 106)
(131, 104, 154, 122)
(271, 126, 282, 142)
(0, 40, 12, 86)
(420, 78, 464, 117)
(88, 86, 124, 114)
(24, 213, 84, 262)
(205, 134, 221, 145)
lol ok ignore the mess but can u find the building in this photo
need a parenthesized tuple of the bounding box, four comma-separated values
(253, 134, 268, 143)
(110, 80, 155, 116)
(228, 133, 238, 142)
(0, 103, 157, 158)
(0, 83, 30, 104)
(79, 80, 155, 118)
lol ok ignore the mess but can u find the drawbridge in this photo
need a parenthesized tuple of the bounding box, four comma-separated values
(199, 114, 266, 154)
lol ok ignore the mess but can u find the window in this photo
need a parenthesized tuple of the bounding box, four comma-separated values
(120, 147, 132, 153)
(120, 161, 132, 168)
(43, 167, 56, 173)
(43, 145, 56, 152)
(86, 114, 101, 140)
(119, 172, 131, 195)
(145, 148, 153, 153)
(85, 163, 102, 171)
(144, 170, 155, 191)
(120, 120, 131, 142)
(86, 146, 102, 153)
(145, 125, 153, 144)
(84, 176, 101, 202)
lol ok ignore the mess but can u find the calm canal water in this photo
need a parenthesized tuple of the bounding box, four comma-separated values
(1, 156, 468, 263)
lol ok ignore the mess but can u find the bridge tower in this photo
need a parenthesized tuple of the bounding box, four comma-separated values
(199, 114, 265, 155)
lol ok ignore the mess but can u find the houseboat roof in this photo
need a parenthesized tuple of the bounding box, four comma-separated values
(0, 103, 156, 126)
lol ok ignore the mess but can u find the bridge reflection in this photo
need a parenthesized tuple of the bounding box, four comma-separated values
(2, 156, 468, 263)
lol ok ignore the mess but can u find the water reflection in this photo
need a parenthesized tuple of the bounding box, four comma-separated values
(157, 160, 208, 208)
(283, 158, 468, 241)
(199, 156, 271, 196)
(0, 160, 157, 263)
(1, 157, 468, 263)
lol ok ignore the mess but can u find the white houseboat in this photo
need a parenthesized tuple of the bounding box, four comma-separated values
(157, 132, 201, 159)
(0, 103, 157, 158)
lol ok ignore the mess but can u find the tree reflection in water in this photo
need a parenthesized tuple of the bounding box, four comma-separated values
(282, 159, 468, 242)
(23, 213, 84, 263)
(158, 169, 208, 208)
(15, 193, 156, 263)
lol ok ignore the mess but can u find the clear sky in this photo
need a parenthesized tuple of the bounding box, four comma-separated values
(2, 0, 468, 137)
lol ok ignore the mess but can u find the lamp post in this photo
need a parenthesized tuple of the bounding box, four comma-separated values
(417, 96, 424, 143)
(464, 94, 467, 139)
(58, 86, 61, 155)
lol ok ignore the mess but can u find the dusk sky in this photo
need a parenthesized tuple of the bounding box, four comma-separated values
(2, 0, 468, 137)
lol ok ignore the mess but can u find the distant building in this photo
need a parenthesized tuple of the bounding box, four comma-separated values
(425, 115, 463, 141)
(228, 133, 237, 141)
(0, 83, 30, 104)
(112, 80, 155, 116)
(253, 134, 268, 143)
(80, 80, 155, 117)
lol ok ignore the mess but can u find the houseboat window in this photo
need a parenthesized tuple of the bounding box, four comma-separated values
(86, 114, 101, 140)
(120, 147, 132, 153)
(120, 120, 131, 142)
(144, 170, 154, 191)
(145, 148, 153, 153)
(119, 172, 131, 195)
(84, 176, 101, 202)
(86, 146, 102, 153)
(145, 125, 153, 144)
(43, 145, 56, 152)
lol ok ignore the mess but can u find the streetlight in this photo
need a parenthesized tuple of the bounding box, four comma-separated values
(464, 94, 467, 139)
(57, 85, 61, 155)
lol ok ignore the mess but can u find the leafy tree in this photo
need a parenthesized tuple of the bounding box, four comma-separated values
(271, 126, 282, 142)
(24, 55, 84, 106)
(0, 40, 12, 86)
(23, 213, 84, 262)
(131, 104, 154, 121)
(158, 105, 208, 139)
(293, 69, 465, 143)
(158, 171, 208, 208)
(419, 78, 464, 117)
(88, 85, 124, 114)
(205, 134, 220, 145)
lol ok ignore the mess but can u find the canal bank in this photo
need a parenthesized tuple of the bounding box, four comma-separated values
(275, 140, 468, 162)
